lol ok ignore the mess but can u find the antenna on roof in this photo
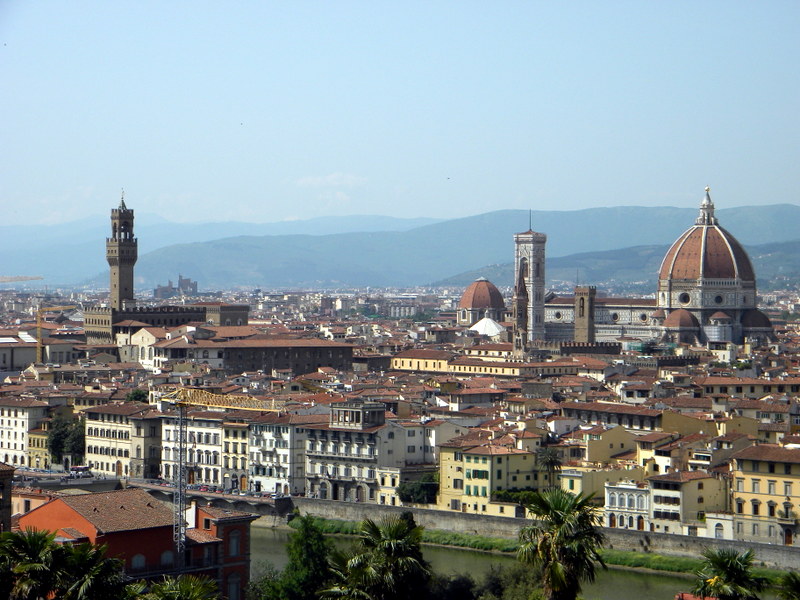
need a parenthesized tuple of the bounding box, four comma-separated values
(529, 209, 532, 231)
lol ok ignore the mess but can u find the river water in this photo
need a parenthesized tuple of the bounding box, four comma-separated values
(249, 526, 749, 600)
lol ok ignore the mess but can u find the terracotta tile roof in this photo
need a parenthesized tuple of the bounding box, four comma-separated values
(83, 401, 151, 416)
(186, 528, 222, 543)
(733, 398, 790, 412)
(393, 349, 457, 360)
(468, 444, 530, 456)
(732, 443, 800, 463)
(0, 397, 49, 408)
(59, 527, 89, 540)
(645, 397, 712, 409)
(612, 449, 637, 460)
(561, 400, 661, 417)
(695, 376, 800, 386)
(57, 488, 173, 533)
(635, 432, 676, 443)
(648, 470, 713, 483)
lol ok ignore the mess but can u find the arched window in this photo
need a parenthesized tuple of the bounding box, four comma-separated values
(608, 493, 616, 507)
(131, 554, 146, 570)
(627, 494, 635, 509)
(637, 496, 645, 510)
(160, 550, 174, 567)
(715, 523, 724, 539)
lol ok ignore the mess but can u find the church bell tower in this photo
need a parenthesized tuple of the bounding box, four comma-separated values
(106, 192, 137, 310)
(513, 226, 547, 354)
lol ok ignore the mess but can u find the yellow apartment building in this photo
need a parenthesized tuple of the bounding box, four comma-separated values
(728, 444, 800, 546)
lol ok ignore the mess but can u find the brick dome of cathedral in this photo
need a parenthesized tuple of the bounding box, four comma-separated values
(459, 278, 505, 311)
(741, 308, 772, 329)
(658, 188, 755, 283)
(663, 308, 700, 329)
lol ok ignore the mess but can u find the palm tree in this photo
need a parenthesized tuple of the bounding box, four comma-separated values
(320, 549, 375, 600)
(517, 488, 606, 600)
(321, 516, 430, 600)
(777, 571, 800, 600)
(0, 528, 70, 600)
(691, 548, 767, 600)
(145, 574, 221, 600)
(536, 446, 563, 490)
(61, 542, 128, 600)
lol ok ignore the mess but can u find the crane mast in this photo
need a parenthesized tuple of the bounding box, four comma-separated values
(160, 387, 285, 571)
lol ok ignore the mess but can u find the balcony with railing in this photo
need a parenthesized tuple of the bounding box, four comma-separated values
(305, 448, 377, 461)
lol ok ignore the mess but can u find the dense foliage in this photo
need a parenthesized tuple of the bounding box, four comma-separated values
(396, 473, 439, 504)
(46, 414, 85, 464)
(250, 513, 552, 600)
(125, 389, 149, 403)
(0, 529, 219, 600)
(491, 488, 540, 506)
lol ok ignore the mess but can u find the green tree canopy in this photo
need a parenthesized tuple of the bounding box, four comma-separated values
(47, 414, 85, 464)
(125, 389, 149, 403)
(397, 472, 439, 504)
(281, 514, 334, 600)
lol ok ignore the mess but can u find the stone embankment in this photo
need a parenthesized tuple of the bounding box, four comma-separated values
(292, 497, 800, 570)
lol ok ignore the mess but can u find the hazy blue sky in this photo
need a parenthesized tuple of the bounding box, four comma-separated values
(2, 2, 798, 225)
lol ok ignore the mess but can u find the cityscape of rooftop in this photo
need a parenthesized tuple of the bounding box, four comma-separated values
(2, 3, 800, 600)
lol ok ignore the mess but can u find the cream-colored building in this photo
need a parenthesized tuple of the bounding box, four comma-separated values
(647, 470, 727, 535)
(555, 424, 637, 467)
(304, 401, 418, 503)
(561, 465, 644, 500)
(222, 420, 249, 492)
(84, 402, 162, 478)
(0, 397, 51, 468)
(160, 410, 223, 485)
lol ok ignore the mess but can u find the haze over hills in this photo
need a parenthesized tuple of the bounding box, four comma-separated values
(8, 204, 800, 289)
(436, 239, 800, 294)
(0, 214, 441, 285)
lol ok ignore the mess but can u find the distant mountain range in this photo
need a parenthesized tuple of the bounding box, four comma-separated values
(5, 204, 800, 290)
(0, 214, 441, 286)
(435, 239, 800, 293)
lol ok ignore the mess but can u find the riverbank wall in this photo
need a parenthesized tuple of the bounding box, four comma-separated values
(292, 497, 800, 570)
